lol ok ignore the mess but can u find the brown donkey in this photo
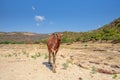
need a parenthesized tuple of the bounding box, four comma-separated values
(47, 33, 63, 73)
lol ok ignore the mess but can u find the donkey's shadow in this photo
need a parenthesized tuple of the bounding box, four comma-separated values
(43, 62, 53, 71)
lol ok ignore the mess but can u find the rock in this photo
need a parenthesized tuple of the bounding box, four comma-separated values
(89, 61, 100, 64)
(106, 57, 113, 60)
(60, 54, 65, 58)
(111, 65, 120, 68)
(70, 56, 74, 60)
(76, 63, 88, 69)
(79, 77, 83, 80)
(97, 68, 119, 74)
(104, 63, 109, 65)
(93, 49, 106, 52)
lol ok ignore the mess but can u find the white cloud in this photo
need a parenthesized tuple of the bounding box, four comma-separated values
(32, 6, 35, 11)
(35, 16, 45, 22)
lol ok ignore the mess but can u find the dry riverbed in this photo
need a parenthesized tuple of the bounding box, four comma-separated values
(0, 43, 120, 80)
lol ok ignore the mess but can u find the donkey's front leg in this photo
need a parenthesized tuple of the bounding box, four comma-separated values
(48, 52, 51, 64)
(52, 53, 56, 73)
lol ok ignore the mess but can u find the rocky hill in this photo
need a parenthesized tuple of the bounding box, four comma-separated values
(0, 32, 48, 44)
(61, 17, 120, 43)
(99, 17, 120, 31)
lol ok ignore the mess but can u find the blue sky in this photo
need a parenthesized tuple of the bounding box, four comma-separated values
(0, 0, 120, 33)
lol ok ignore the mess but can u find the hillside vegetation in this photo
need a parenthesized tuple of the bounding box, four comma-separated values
(61, 17, 120, 43)
(0, 17, 120, 44)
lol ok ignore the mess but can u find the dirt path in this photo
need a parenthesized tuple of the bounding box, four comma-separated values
(0, 44, 120, 80)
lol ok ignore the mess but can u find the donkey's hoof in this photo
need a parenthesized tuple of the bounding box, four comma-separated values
(48, 62, 51, 64)
(50, 64, 52, 67)
(48, 62, 52, 67)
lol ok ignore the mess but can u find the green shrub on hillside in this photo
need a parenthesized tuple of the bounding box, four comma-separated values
(0, 41, 24, 44)
(0, 41, 10, 44)
(34, 41, 40, 44)
(61, 37, 74, 43)
(40, 39, 47, 44)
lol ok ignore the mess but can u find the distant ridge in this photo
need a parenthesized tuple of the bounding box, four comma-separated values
(0, 32, 49, 44)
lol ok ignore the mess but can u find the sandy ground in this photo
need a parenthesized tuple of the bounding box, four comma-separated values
(0, 43, 120, 80)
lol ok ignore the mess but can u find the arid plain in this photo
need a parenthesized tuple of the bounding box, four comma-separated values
(0, 42, 120, 80)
